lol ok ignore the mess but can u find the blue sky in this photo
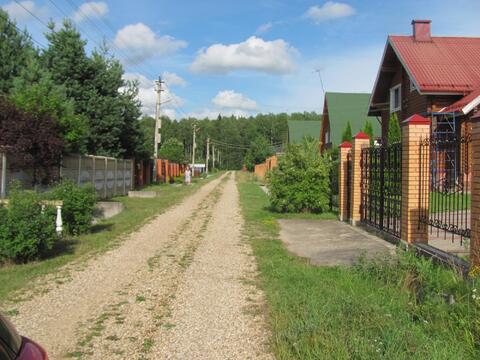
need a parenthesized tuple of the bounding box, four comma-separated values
(2, 0, 480, 119)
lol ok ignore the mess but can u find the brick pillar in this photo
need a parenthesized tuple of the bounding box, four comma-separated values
(338, 141, 352, 222)
(470, 113, 480, 267)
(401, 114, 431, 244)
(350, 132, 370, 225)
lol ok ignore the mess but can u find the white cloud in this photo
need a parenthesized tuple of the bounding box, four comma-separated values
(256, 22, 273, 34)
(162, 72, 187, 87)
(73, 1, 108, 23)
(190, 36, 297, 75)
(212, 90, 258, 111)
(2, 1, 48, 21)
(114, 23, 187, 65)
(186, 108, 249, 120)
(305, 2, 355, 23)
(123, 72, 183, 117)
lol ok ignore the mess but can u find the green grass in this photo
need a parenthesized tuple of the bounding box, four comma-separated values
(430, 191, 471, 213)
(0, 173, 222, 302)
(237, 172, 480, 360)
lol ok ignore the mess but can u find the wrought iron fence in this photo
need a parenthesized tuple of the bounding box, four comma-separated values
(346, 152, 352, 218)
(360, 143, 402, 238)
(418, 134, 471, 243)
(329, 158, 339, 213)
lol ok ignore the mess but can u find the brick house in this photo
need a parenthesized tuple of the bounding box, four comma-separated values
(368, 20, 480, 142)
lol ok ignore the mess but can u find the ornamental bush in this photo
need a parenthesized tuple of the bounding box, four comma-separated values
(45, 180, 97, 235)
(0, 188, 57, 263)
(266, 138, 332, 213)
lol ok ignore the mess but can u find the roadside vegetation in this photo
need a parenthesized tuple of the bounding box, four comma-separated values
(0, 174, 220, 302)
(266, 138, 332, 213)
(238, 172, 480, 359)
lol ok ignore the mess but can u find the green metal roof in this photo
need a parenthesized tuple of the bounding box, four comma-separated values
(325, 92, 380, 146)
(287, 120, 321, 144)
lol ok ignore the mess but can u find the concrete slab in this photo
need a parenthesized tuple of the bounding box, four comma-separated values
(93, 201, 124, 224)
(278, 219, 396, 267)
(128, 191, 156, 198)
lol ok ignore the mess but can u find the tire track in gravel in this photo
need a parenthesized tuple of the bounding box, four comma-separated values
(68, 176, 228, 359)
(152, 172, 272, 359)
(4, 173, 228, 359)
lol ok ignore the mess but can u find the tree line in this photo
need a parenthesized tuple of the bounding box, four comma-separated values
(0, 9, 321, 182)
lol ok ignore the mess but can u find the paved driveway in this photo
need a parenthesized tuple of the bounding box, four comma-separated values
(278, 219, 396, 266)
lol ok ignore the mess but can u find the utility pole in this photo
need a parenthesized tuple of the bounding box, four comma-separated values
(206, 137, 210, 174)
(153, 76, 164, 182)
(212, 145, 215, 170)
(191, 123, 197, 173)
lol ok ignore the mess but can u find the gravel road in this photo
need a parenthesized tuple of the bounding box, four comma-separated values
(3, 172, 271, 359)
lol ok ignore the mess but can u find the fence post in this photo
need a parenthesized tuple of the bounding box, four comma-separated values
(470, 113, 480, 267)
(350, 132, 370, 225)
(104, 157, 108, 199)
(338, 141, 352, 222)
(1, 152, 7, 199)
(77, 155, 82, 185)
(401, 114, 431, 244)
(92, 156, 96, 188)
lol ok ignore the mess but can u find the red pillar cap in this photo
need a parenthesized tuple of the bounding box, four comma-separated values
(338, 141, 352, 148)
(403, 114, 431, 125)
(353, 131, 370, 140)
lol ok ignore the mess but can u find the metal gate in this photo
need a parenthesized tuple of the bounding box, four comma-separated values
(346, 152, 352, 218)
(360, 143, 402, 238)
(418, 134, 471, 243)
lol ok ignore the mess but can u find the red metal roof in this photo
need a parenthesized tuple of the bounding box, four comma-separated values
(389, 35, 480, 94)
(440, 86, 480, 114)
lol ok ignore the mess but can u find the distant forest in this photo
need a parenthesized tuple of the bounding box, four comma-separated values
(140, 111, 322, 169)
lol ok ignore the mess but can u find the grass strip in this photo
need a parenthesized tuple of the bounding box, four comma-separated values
(0, 172, 222, 302)
(238, 172, 479, 360)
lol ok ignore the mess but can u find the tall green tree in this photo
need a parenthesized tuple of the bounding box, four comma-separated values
(341, 121, 353, 143)
(363, 120, 374, 146)
(0, 10, 34, 94)
(244, 136, 275, 171)
(159, 138, 185, 163)
(10, 58, 88, 153)
(388, 113, 402, 144)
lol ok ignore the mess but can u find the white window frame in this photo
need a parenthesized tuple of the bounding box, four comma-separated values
(390, 84, 402, 113)
(410, 77, 417, 93)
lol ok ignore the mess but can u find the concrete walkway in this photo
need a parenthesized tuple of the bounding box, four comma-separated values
(278, 219, 396, 266)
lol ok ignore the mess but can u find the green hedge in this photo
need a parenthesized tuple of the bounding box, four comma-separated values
(267, 138, 332, 213)
(0, 188, 57, 263)
(45, 180, 97, 235)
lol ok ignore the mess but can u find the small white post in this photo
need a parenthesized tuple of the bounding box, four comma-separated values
(56, 205, 63, 235)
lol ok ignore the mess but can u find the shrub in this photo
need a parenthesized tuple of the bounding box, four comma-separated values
(0, 188, 57, 263)
(46, 180, 97, 235)
(266, 138, 332, 213)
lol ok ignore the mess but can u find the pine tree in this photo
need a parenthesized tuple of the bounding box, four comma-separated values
(388, 113, 402, 144)
(0, 10, 34, 94)
(363, 120, 374, 146)
(341, 121, 353, 143)
(10, 58, 88, 153)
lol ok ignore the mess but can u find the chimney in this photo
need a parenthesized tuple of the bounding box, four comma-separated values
(412, 20, 432, 42)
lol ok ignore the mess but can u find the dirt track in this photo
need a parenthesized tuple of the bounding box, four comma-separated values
(5, 172, 271, 359)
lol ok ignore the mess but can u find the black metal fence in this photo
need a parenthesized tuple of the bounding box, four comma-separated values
(346, 152, 352, 218)
(418, 134, 471, 243)
(329, 158, 339, 213)
(360, 143, 402, 238)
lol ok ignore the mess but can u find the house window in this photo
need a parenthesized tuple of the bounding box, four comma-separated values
(410, 77, 417, 93)
(390, 84, 401, 113)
